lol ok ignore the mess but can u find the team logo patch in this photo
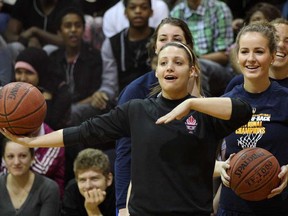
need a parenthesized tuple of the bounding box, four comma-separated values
(185, 115, 197, 134)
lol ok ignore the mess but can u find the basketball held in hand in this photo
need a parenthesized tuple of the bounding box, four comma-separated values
(0, 82, 47, 135)
(227, 147, 281, 201)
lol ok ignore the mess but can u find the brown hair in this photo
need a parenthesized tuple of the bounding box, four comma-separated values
(270, 17, 288, 26)
(244, 2, 282, 25)
(147, 17, 194, 61)
(73, 148, 110, 177)
(148, 17, 201, 96)
(1, 137, 34, 157)
(158, 41, 198, 68)
(235, 21, 277, 55)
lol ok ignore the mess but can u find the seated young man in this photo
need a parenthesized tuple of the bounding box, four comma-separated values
(61, 148, 115, 216)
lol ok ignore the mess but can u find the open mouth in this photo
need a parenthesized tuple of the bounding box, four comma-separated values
(164, 75, 177, 80)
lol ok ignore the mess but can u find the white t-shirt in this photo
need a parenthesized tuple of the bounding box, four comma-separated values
(103, 0, 169, 38)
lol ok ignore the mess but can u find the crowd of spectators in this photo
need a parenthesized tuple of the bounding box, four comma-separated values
(0, 0, 288, 215)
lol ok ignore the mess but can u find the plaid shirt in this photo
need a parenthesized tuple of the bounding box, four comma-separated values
(170, 0, 233, 56)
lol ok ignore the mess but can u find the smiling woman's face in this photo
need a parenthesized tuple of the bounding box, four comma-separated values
(272, 23, 288, 70)
(3, 141, 33, 177)
(237, 31, 273, 81)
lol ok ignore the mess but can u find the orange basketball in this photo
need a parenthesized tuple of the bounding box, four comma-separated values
(0, 82, 47, 135)
(227, 147, 281, 201)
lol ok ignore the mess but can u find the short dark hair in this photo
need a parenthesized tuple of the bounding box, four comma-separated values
(1, 137, 34, 157)
(244, 2, 282, 25)
(123, 0, 152, 8)
(56, 7, 85, 30)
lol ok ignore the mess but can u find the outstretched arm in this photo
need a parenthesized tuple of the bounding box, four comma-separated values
(30, 27, 63, 46)
(0, 128, 64, 148)
(156, 97, 233, 124)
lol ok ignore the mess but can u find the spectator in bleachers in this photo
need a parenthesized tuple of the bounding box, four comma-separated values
(61, 148, 115, 216)
(4, 0, 79, 59)
(49, 7, 116, 185)
(170, 0, 235, 96)
(50, 7, 113, 125)
(229, 2, 282, 75)
(14, 47, 72, 130)
(102, 0, 169, 38)
(1, 47, 68, 197)
(0, 122, 66, 199)
(0, 138, 60, 215)
(101, 0, 154, 95)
